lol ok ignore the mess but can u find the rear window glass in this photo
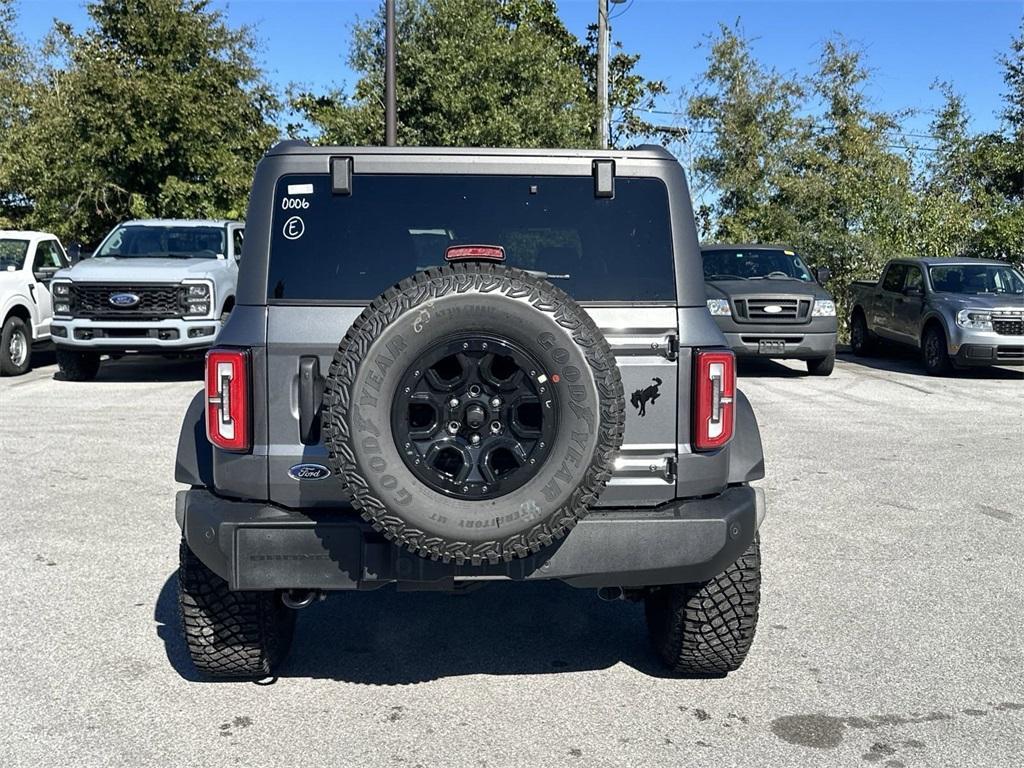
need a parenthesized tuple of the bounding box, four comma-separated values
(267, 174, 675, 302)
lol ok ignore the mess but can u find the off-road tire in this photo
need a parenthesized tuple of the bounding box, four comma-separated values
(922, 325, 954, 376)
(322, 263, 625, 566)
(0, 316, 31, 376)
(56, 348, 101, 381)
(849, 311, 874, 356)
(806, 352, 835, 376)
(644, 534, 761, 675)
(178, 539, 295, 678)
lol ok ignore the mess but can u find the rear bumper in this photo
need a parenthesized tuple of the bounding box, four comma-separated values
(176, 485, 766, 591)
(723, 330, 836, 360)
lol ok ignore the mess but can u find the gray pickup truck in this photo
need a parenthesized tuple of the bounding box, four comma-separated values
(173, 143, 768, 679)
(702, 244, 837, 375)
(849, 258, 1024, 375)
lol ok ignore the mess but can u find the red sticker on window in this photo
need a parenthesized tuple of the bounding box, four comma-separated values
(445, 245, 506, 262)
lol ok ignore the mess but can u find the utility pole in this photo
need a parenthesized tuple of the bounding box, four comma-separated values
(597, 0, 609, 149)
(385, 0, 397, 146)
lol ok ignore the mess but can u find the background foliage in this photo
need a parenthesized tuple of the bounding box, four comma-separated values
(0, 0, 1020, 312)
(680, 21, 1023, 327)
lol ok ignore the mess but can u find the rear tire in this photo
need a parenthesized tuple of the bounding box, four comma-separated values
(0, 316, 32, 376)
(806, 352, 835, 376)
(922, 325, 953, 376)
(644, 535, 761, 675)
(849, 311, 874, 356)
(178, 539, 295, 678)
(56, 348, 101, 381)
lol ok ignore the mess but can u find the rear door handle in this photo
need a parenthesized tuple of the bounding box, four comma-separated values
(298, 356, 324, 445)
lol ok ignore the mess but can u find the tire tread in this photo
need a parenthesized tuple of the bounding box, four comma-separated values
(321, 263, 625, 565)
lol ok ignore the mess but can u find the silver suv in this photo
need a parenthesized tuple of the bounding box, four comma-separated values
(51, 219, 243, 380)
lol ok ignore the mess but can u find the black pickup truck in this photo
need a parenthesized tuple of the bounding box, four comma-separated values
(702, 244, 838, 375)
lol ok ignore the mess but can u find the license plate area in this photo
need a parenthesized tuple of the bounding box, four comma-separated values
(234, 525, 362, 590)
(758, 339, 786, 355)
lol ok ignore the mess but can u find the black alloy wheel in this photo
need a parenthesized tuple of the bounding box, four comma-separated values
(391, 334, 558, 500)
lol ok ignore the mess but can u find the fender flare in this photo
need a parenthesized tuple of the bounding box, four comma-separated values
(727, 389, 765, 484)
(918, 309, 950, 345)
(175, 390, 213, 487)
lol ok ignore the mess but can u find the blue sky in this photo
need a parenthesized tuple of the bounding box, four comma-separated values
(12, 0, 1021, 141)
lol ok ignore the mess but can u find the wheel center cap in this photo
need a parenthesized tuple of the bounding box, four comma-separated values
(464, 404, 486, 429)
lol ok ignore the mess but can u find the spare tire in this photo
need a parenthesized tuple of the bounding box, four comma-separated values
(322, 263, 625, 565)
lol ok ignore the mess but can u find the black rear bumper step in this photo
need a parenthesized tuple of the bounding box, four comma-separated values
(177, 485, 764, 590)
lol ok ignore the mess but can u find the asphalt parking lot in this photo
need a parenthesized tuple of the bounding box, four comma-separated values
(1, 347, 1021, 767)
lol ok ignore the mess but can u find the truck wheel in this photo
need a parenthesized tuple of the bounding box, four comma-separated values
(806, 353, 835, 376)
(849, 312, 874, 356)
(322, 263, 625, 565)
(922, 325, 953, 376)
(0, 316, 32, 376)
(644, 534, 761, 675)
(178, 539, 295, 678)
(56, 348, 101, 381)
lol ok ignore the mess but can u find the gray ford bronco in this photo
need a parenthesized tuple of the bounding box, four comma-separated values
(174, 143, 767, 678)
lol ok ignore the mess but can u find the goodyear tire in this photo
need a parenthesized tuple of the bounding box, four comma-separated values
(322, 263, 625, 565)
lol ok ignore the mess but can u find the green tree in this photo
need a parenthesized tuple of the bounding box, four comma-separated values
(683, 23, 804, 242)
(9, 0, 278, 241)
(288, 0, 666, 149)
(787, 39, 915, 325)
(0, 0, 33, 226)
(968, 19, 1024, 262)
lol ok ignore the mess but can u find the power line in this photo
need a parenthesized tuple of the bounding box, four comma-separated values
(636, 107, 950, 143)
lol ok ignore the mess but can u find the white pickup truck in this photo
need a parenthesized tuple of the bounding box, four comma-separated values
(0, 230, 70, 375)
(50, 219, 244, 381)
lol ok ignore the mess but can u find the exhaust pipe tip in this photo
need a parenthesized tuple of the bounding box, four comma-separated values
(281, 589, 319, 610)
(597, 586, 624, 602)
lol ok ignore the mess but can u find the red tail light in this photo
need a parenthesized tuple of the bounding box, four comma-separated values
(693, 349, 735, 451)
(205, 348, 250, 452)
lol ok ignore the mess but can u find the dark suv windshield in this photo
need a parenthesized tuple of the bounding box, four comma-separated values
(96, 225, 225, 259)
(929, 264, 1024, 295)
(701, 247, 812, 281)
(0, 238, 30, 271)
(267, 174, 675, 302)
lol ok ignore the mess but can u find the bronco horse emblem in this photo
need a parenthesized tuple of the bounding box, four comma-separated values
(630, 377, 662, 417)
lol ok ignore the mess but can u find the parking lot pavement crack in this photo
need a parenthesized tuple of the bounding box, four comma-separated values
(976, 504, 1016, 523)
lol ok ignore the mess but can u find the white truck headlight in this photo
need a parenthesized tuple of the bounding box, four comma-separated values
(52, 281, 71, 297)
(957, 309, 992, 330)
(706, 299, 731, 317)
(812, 299, 836, 317)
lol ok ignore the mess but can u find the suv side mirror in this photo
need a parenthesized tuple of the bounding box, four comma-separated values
(815, 266, 831, 284)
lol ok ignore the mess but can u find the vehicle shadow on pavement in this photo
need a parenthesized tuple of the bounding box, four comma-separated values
(736, 358, 807, 379)
(55, 355, 204, 383)
(837, 348, 1023, 379)
(154, 574, 679, 684)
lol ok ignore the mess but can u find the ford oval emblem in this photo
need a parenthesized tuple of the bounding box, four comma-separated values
(288, 463, 331, 481)
(109, 292, 140, 307)
(763, 305, 783, 314)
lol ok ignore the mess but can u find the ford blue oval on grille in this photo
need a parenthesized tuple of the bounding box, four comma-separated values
(108, 292, 141, 307)
(288, 463, 331, 481)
